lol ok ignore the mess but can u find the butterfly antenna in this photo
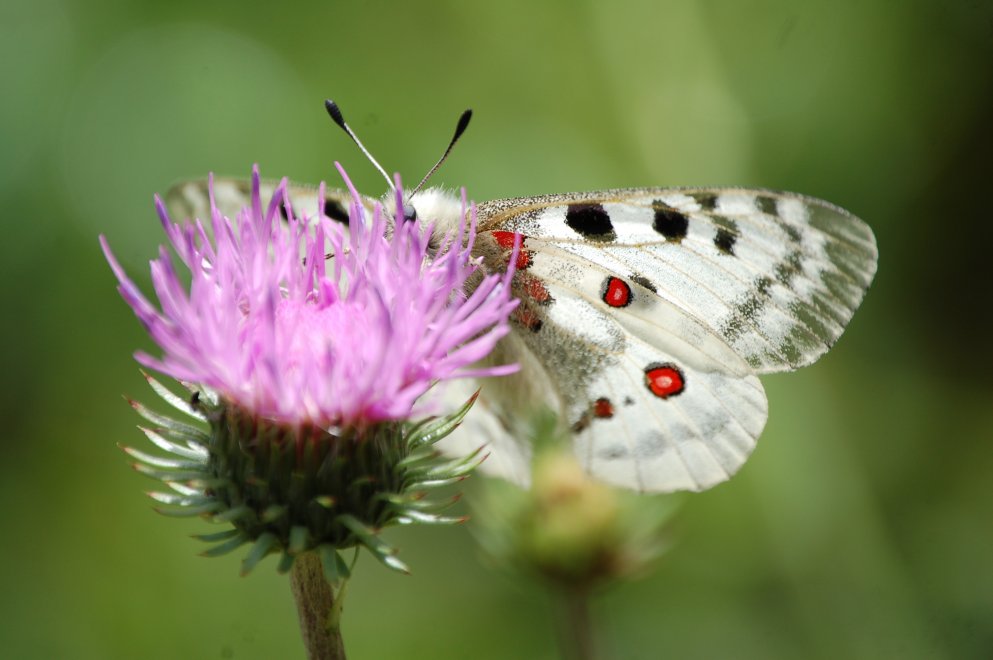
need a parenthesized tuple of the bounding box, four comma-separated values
(408, 109, 473, 197)
(324, 99, 395, 192)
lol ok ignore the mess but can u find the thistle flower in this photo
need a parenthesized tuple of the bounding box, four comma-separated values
(101, 164, 519, 577)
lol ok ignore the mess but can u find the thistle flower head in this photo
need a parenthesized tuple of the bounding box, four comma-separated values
(102, 164, 516, 427)
(103, 165, 519, 575)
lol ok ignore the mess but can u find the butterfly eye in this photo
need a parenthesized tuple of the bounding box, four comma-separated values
(402, 202, 418, 222)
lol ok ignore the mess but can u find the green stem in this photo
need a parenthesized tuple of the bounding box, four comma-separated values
(553, 585, 597, 660)
(290, 552, 346, 660)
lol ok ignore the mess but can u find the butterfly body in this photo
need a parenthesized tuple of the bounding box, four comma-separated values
(167, 178, 876, 493)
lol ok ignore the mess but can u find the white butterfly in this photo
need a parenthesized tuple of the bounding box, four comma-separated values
(167, 104, 877, 494)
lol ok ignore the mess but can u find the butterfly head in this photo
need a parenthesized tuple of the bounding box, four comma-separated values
(379, 187, 466, 247)
(325, 99, 472, 239)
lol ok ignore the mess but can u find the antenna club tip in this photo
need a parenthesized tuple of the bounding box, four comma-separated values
(324, 99, 346, 127)
(456, 109, 473, 134)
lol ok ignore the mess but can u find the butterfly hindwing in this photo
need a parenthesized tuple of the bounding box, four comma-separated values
(570, 329, 768, 492)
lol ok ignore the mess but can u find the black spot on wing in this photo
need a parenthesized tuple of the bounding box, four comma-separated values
(710, 215, 739, 252)
(714, 228, 736, 254)
(652, 201, 689, 241)
(756, 195, 778, 216)
(693, 192, 719, 210)
(324, 199, 349, 224)
(565, 203, 616, 242)
(630, 274, 657, 293)
(571, 411, 592, 433)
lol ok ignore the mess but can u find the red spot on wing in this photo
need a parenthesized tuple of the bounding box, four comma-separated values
(492, 230, 518, 249)
(593, 397, 614, 418)
(491, 230, 532, 269)
(602, 276, 632, 308)
(513, 306, 543, 332)
(644, 363, 685, 398)
(522, 274, 552, 304)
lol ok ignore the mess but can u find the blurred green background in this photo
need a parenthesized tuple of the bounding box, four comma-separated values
(3, 0, 992, 658)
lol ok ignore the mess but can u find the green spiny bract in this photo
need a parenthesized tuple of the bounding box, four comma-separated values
(124, 371, 482, 577)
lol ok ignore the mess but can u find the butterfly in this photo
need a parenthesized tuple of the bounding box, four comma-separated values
(166, 103, 877, 494)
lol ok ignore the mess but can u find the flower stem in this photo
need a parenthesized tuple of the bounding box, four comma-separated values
(291, 552, 346, 660)
(553, 585, 597, 660)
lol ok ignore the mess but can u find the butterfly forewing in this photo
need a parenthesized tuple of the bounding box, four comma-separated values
(477, 188, 877, 374)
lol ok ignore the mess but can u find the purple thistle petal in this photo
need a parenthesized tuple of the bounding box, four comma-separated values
(102, 166, 518, 426)
(392, 173, 405, 221)
(249, 165, 264, 233)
